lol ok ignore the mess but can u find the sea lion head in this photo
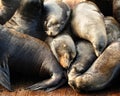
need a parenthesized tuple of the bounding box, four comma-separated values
(50, 34, 76, 69)
(44, 1, 71, 36)
(44, 15, 63, 36)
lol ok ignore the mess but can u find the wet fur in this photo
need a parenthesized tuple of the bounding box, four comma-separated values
(45, 31, 76, 69)
(0, 24, 66, 91)
(4, 0, 45, 40)
(68, 40, 120, 92)
(43, 0, 71, 36)
(71, 1, 107, 56)
(0, 0, 20, 24)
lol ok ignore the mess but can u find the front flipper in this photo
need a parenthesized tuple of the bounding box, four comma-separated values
(26, 73, 66, 92)
(0, 57, 12, 91)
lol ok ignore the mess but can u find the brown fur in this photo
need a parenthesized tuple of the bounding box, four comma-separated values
(68, 40, 120, 92)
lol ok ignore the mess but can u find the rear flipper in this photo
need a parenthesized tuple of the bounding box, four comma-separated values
(0, 57, 12, 91)
(26, 73, 66, 92)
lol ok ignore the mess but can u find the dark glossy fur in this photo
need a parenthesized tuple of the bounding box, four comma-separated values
(4, 0, 46, 40)
(0, 0, 20, 24)
(68, 40, 120, 92)
(0, 24, 66, 91)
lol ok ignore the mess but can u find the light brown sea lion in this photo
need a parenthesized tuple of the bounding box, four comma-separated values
(113, 0, 120, 23)
(0, 0, 20, 24)
(45, 31, 76, 69)
(0, 24, 66, 92)
(4, 0, 45, 40)
(68, 40, 97, 80)
(71, 1, 107, 56)
(68, 40, 120, 92)
(43, 0, 71, 36)
(104, 16, 120, 45)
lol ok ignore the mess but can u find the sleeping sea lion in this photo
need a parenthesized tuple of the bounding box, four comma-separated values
(45, 32, 76, 69)
(113, 0, 120, 23)
(68, 40, 120, 92)
(71, 1, 107, 56)
(43, 0, 71, 36)
(68, 40, 97, 81)
(4, 0, 45, 40)
(104, 16, 120, 45)
(0, 24, 66, 92)
(0, 0, 20, 24)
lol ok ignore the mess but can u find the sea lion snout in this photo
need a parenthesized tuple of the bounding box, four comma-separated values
(45, 18, 61, 36)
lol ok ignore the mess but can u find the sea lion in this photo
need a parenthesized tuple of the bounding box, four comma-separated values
(0, 24, 66, 92)
(0, 0, 20, 24)
(68, 40, 120, 92)
(43, 0, 71, 36)
(104, 16, 120, 45)
(68, 40, 97, 81)
(71, 1, 107, 56)
(45, 32, 76, 69)
(113, 0, 120, 23)
(4, 0, 45, 40)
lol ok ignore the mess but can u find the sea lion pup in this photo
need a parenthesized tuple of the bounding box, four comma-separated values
(43, 0, 71, 36)
(68, 40, 120, 92)
(45, 31, 76, 69)
(71, 1, 107, 57)
(104, 16, 120, 45)
(4, 0, 45, 40)
(0, 0, 20, 24)
(113, 0, 120, 23)
(68, 40, 97, 80)
(0, 24, 66, 92)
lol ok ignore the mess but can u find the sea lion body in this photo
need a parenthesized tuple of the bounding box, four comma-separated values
(0, 0, 20, 24)
(46, 32, 76, 69)
(71, 1, 107, 56)
(4, 0, 45, 40)
(68, 40, 120, 92)
(68, 40, 97, 81)
(113, 0, 120, 23)
(43, 0, 71, 36)
(105, 16, 120, 45)
(0, 25, 66, 91)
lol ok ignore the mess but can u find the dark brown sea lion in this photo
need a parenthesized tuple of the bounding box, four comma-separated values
(68, 40, 97, 81)
(4, 0, 45, 40)
(0, 0, 20, 24)
(0, 24, 66, 92)
(68, 40, 120, 92)
(104, 16, 120, 45)
(113, 0, 120, 23)
(43, 0, 71, 36)
(71, 1, 107, 56)
(45, 32, 76, 69)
